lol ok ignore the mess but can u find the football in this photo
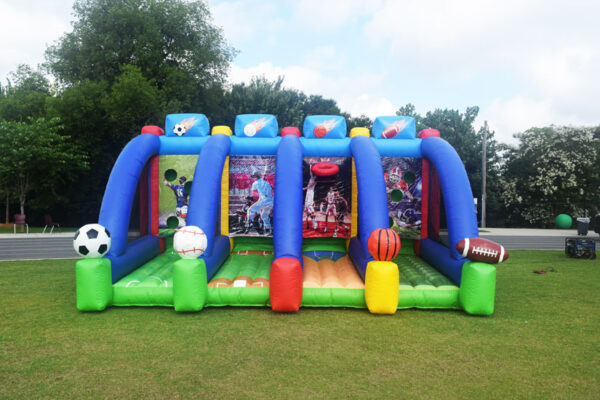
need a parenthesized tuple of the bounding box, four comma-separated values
(173, 225, 207, 259)
(456, 237, 508, 264)
(382, 125, 400, 139)
(173, 123, 187, 136)
(73, 224, 111, 258)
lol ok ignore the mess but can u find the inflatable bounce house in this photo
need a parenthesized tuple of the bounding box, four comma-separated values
(74, 113, 508, 315)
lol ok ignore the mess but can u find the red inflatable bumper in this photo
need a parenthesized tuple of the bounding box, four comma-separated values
(269, 257, 303, 312)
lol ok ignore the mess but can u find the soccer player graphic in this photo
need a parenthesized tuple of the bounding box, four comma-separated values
(303, 161, 318, 230)
(324, 186, 347, 236)
(246, 171, 274, 235)
(164, 176, 188, 219)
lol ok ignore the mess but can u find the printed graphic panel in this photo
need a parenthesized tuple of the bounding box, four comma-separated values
(302, 157, 352, 238)
(382, 157, 422, 239)
(229, 156, 276, 237)
(158, 155, 198, 229)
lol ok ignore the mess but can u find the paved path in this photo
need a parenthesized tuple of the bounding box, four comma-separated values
(0, 233, 139, 261)
(477, 228, 587, 251)
(438, 228, 597, 250)
(0, 229, 596, 261)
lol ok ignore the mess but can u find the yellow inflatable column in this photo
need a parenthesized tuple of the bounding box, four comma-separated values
(212, 126, 233, 250)
(348, 127, 369, 247)
(364, 261, 399, 314)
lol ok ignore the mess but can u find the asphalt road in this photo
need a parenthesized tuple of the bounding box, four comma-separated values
(1, 230, 596, 261)
(0, 233, 140, 261)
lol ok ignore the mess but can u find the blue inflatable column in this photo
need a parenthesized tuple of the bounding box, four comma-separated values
(349, 136, 389, 278)
(270, 135, 304, 312)
(99, 134, 161, 282)
(420, 137, 478, 260)
(186, 134, 232, 278)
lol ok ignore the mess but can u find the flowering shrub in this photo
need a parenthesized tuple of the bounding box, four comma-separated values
(501, 126, 600, 226)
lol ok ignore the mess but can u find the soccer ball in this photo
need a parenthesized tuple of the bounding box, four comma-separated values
(73, 224, 111, 258)
(244, 123, 257, 137)
(173, 225, 207, 259)
(173, 123, 187, 136)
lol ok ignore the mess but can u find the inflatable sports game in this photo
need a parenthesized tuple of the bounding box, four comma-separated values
(74, 113, 507, 315)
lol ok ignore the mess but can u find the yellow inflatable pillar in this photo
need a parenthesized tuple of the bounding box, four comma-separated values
(349, 127, 370, 138)
(348, 127, 368, 247)
(212, 125, 233, 251)
(211, 125, 232, 136)
(364, 260, 399, 314)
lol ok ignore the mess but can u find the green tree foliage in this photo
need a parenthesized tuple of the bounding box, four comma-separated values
(102, 65, 162, 142)
(218, 77, 306, 127)
(0, 118, 88, 218)
(396, 104, 504, 226)
(41, 0, 234, 223)
(501, 126, 600, 227)
(216, 76, 361, 131)
(345, 114, 372, 131)
(0, 65, 51, 122)
(45, 0, 233, 88)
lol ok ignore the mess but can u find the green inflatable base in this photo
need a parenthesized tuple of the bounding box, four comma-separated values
(106, 237, 492, 314)
(76, 258, 112, 311)
(459, 262, 496, 316)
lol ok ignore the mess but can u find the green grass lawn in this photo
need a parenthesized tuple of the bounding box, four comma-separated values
(1, 251, 598, 399)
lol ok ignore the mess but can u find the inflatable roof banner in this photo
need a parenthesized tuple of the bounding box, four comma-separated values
(303, 115, 347, 139)
(372, 116, 416, 140)
(165, 113, 210, 137)
(235, 114, 278, 138)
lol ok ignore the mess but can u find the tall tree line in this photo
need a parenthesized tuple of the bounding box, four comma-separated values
(1, 0, 598, 227)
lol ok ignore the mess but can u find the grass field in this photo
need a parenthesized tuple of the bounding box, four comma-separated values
(1, 251, 598, 399)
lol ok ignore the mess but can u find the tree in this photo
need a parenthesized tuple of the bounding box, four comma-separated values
(501, 126, 600, 227)
(345, 114, 372, 131)
(45, 0, 233, 87)
(0, 65, 51, 122)
(217, 76, 306, 128)
(42, 0, 234, 223)
(0, 118, 88, 219)
(216, 76, 353, 130)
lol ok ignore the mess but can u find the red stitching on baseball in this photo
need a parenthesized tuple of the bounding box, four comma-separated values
(176, 247, 204, 254)
(177, 229, 205, 236)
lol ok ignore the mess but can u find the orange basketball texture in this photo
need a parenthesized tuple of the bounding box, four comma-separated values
(367, 228, 401, 261)
(314, 125, 327, 138)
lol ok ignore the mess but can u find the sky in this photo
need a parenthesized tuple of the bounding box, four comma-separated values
(1, 0, 599, 143)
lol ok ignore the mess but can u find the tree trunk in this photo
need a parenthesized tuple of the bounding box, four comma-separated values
(4, 189, 8, 224)
(19, 194, 25, 233)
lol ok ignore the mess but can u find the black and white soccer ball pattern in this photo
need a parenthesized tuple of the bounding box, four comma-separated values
(73, 224, 111, 258)
(173, 123, 187, 136)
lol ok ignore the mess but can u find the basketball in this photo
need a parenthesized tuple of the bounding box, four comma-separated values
(367, 228, 401, 261)
(314, 125, 327, 138)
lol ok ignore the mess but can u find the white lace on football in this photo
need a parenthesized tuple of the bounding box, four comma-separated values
(472, 246, 498, 257)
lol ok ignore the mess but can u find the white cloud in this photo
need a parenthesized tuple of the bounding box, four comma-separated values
(0, 1, 73, 78)
(303, 45, 345, 71)
(291, 0, 383, 30)
(364, 0, 600, 141)
(343, 94, 396, 119)
(229, 62, 396, 119)
(477, 95, 554, 143)
(209, 0, 285, 47)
